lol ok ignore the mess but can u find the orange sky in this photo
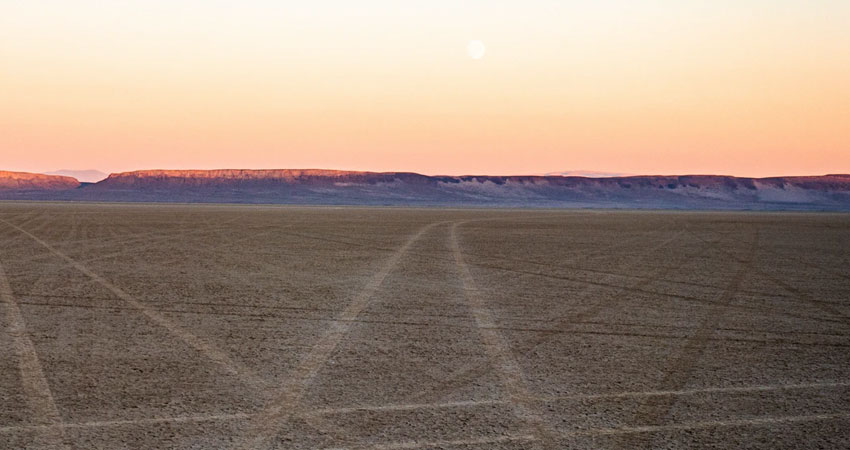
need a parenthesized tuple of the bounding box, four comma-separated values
(2, 1, 849, 177)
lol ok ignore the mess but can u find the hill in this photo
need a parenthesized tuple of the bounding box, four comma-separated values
(0, 170, 81, 191)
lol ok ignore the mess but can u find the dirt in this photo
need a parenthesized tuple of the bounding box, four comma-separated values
(1, 203, 849, 449)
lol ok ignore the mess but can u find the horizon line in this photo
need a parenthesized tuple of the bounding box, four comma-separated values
(8, 167, 850, 182)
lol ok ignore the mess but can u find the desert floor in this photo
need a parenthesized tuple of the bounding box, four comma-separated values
(1, 203, 849, 449)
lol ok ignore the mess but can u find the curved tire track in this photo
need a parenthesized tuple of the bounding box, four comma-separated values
(450, 221, 558, 446)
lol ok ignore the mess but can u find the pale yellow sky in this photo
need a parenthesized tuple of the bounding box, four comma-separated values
(2, 1, 849, 176)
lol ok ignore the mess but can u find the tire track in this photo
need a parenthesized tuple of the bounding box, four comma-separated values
(540, 228, 692, 327)
(467, 256, 778, 300)
(0, 211, 39, 231)
(365, 433, 539, 449)
(0, 217, 268, 389)
(409, 224, 690, 404)
(77, 216, 245, 264)
(8, 213, 55, 264)
(757, 270, 850, 322)
(620, 228, 760, 449)
(402, 225, 652, 277)
(236, 220, 446, 450)
(51, 211, 235, 255)
(429, 254, 798, 324)
(14, 299, 850, 349)
(561, 412, 850, 439)
(0, 412, 252, 434)
(692, 229, 850, 324)
(62, 211, 79, 247)
(174, 219, 301, 292)
(0, 258, 69, 450)
(715, 228, 850, 282)
(20, 281, 825, 331)
(14, 213, 64, 319)
(450, 221, 558, 445)
(2, 380, 848, 435)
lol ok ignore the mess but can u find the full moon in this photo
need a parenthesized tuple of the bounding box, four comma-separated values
(467, 40, 486, 59)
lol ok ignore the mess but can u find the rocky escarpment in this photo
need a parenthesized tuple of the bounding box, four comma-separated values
(93, 169, 432, 188)
(2, 169, 850, 210)
(0, 171, 81, 190)
(91, 170, 850, 190)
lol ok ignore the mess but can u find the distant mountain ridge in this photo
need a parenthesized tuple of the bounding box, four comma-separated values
(44, 169, 108, 183)
(3, 169, 850, 210)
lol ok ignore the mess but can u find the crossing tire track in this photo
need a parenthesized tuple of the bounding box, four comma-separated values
(620, 228, 760, 449)
(0, 257, 69, 450)
(236, 221, 446, 450)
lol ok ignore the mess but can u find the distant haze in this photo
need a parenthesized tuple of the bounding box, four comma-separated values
(44, 169, 108, 183)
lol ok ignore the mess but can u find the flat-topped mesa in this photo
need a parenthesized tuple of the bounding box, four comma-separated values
(3, 168, 849, 209)
(749, 175, 850, 192)
(0, 171, 80, 190)
(92, 170, 850, 192)
(96, 169, 433, 188)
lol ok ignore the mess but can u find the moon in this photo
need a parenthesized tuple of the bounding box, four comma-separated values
(467, 40, 486, 59)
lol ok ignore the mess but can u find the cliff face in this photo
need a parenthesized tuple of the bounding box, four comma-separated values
(95, 169, 431, 188)
(2, 169, 850, 210)
(93, 170, 850, 189)
(76, 170, 850, 210)
(0, 171, 80, 190)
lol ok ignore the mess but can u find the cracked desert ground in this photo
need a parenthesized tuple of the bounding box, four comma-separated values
(1, 202, 849, 449)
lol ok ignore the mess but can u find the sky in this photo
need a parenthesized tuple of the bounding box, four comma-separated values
(2, 0, 849, 177)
